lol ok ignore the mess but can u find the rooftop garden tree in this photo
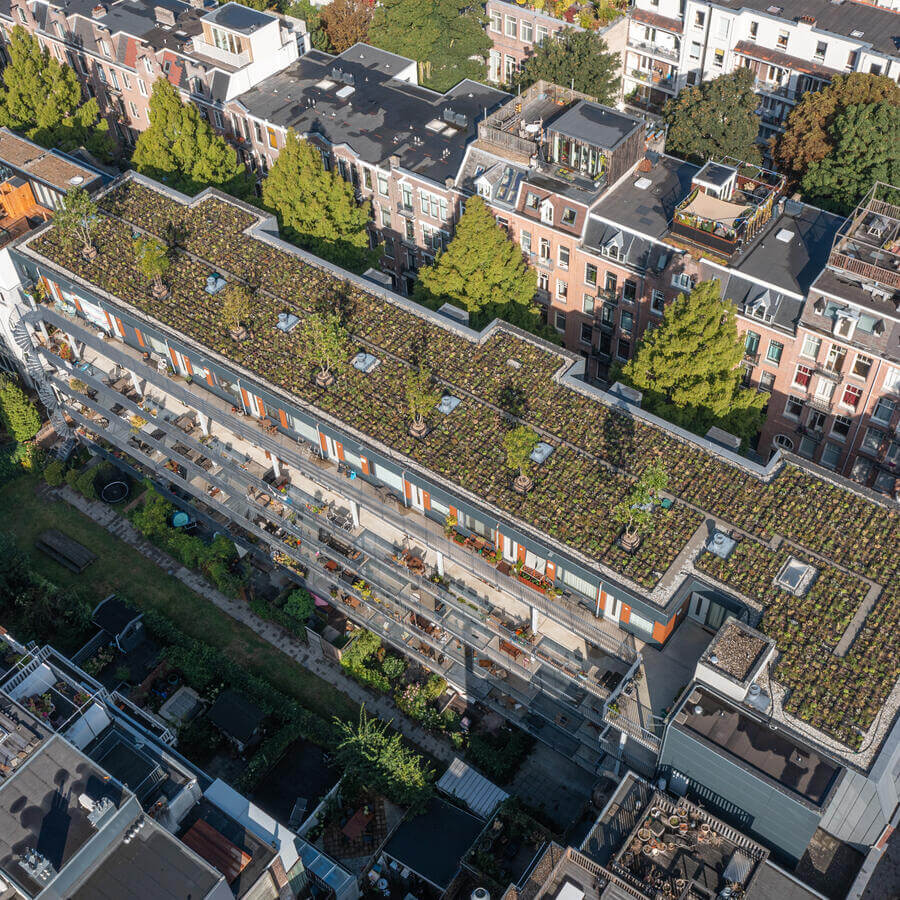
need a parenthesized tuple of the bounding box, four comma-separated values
(618, 278, 766, 444)
(221, 283, 254, 341)
(799, 102, 900, 215)
(0, 375, 41, 442)
(414, 196, 537, 330)
(503, 425, 539, 494)
(299, 312, 349, 388)
(320, 0, 373, 52)
(133, 79, 253, 199)
(262, 130, 376, 274)
(0, 26, 113, 160)
(773, 72, 900, 185)
(133, 236, 170, 300)
(367, 0, 490, 91)
(54, 188, 100, 262)
(405, 366, 440, 437)
(333, 707, 434, 813)
(515, 29, 619, 105)
(663, 68, 760, 164)
(612, 462, 667, 551)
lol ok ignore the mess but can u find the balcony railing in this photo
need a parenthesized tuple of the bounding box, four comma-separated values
(34, 304, 638, 662)
(753, 78, 797, 102)
(626, 37, 679, 62)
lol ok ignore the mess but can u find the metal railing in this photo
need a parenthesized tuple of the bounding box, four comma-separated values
(626, 37, 679, 62)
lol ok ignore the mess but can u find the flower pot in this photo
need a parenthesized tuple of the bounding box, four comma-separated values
(513, 474, 533, 495)
(315, 370, 335, 388)
(81, 245, 98, 261)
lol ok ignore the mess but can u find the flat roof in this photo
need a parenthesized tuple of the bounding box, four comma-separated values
(0, 129, 102, 193)
(19, 174, 900, 763)
(592, 155, 699, 239)
(71, 818, 223, 899)
(0, 735, 126, 895)
(383, 797, 483, 890)
(202, 2, 275, 32)
(233, 48, 508, 184)
(0, 693, 50, 780)
(676, 688, 841, 808)
(545, 100, 642, 151)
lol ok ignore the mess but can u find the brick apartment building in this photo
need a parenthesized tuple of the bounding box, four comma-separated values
(0, 0, 307, 150)
(484, 0, 627, 86)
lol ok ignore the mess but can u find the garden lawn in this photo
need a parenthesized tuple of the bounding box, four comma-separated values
(0, 476, 358, 723)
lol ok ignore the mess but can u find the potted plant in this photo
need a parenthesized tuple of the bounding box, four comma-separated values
(405, 366, 440, 438)
(612, 462, 667, 552)
(221, 283, 253, 342)
(54, 187, 100, 261)
(503, 425, 539, 495)
(133, 235, 170, 300)
(298, 312, 348, 388)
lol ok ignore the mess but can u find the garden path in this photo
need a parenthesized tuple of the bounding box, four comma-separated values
(51, 485, 458, 766)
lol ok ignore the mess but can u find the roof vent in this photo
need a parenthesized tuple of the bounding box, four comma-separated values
(68, 175, 84, 186)
(766, 5, 782, 13)
(87, 796, 115, 828)
(506, 358, 521, 370)
(775, 228, 794, 243)
(352, 351, 380, 373)
(706, 530, 736, 559)
(204, 273, 226, 294)
(276, 312, 299, 332)
(530, 441, 553, 464)
(437, 395, 461, 414)
(851, 29, 863, 37)
(634, 177, 652, 190)
(20, 849, 55, 883)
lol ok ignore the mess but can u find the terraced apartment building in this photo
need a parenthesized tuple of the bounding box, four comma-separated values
(2, 171, 898, 871)
(624, 0, 900, 124)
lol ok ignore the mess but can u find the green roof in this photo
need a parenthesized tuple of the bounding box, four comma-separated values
(23, 176, 900, 754)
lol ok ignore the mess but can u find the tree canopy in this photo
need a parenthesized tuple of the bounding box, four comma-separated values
(286, 0, 332, 51)
(773, 73, 900, 183)
(414, 195, 538, 330)
(516, 29, 619, 105)
(663, 68, 760, 163)
(0, 26, 113, 159)
(618, 278, 765, 444)
(54, 188, 99, 256)
(800, 102, 900, 214)
(367, 0, 490, 91)
(0, 376, 41, 443)
(262, 130, 376, 272)
(320, 0, 373, 52)
(133, 78, 253, 198)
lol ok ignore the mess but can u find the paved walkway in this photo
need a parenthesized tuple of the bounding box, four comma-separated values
(49, 485, 458, 766)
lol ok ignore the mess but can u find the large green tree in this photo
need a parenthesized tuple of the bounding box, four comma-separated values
(663, 68, 760, 163)
(618, 279, 765, 444)
(774, 72, 900, 183)
(414, 195, 537, 330)
(800, 102, 900, 215)
(367, 0, 490, 91)
(286, 0, 331, 51)
(133, 79, 253, 198)
(0, 26, 112, 159)
(516, 29, 619, 105)
(261, 130, 375, 272)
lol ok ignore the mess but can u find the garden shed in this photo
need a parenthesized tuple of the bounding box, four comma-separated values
(207, 689, 264, 752)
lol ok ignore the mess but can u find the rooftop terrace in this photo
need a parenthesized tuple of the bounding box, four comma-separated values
(19, 174, 900, 760)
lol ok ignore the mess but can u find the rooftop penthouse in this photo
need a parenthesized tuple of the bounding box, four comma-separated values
(670, 159, 786, 261)
(13, 174, 900, 764)
(475, 81, 645, 202)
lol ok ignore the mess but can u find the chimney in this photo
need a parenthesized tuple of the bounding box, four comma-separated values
(389, 154, 400, 169)
(445, 176, 454, 189)
(91, 3, 106, 17)
(154, 6, 176, 26)
(798, 14, 815, 26)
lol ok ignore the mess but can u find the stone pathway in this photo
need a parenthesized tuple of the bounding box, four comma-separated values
(49, 485, 457, 766)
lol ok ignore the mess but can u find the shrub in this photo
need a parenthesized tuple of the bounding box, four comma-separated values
(75, 468, 97, 500)
(43, 459, 66, 487)
(65, 468, 80, 490)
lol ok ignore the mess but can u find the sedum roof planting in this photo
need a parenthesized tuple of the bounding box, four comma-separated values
(23, 176, 900, 755)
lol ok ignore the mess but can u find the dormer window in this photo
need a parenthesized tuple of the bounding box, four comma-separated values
(100, 38, 111, 57)
(671, 272, 694, 291)
(525, 192, 540, 210)
(561, 207, 577, 227)
(540, 199, 553, 225)
(834, 311, 858, 339)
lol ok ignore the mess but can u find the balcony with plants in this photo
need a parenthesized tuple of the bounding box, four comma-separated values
(22, 176, 900, 757)
(499, 0, 628, 30)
